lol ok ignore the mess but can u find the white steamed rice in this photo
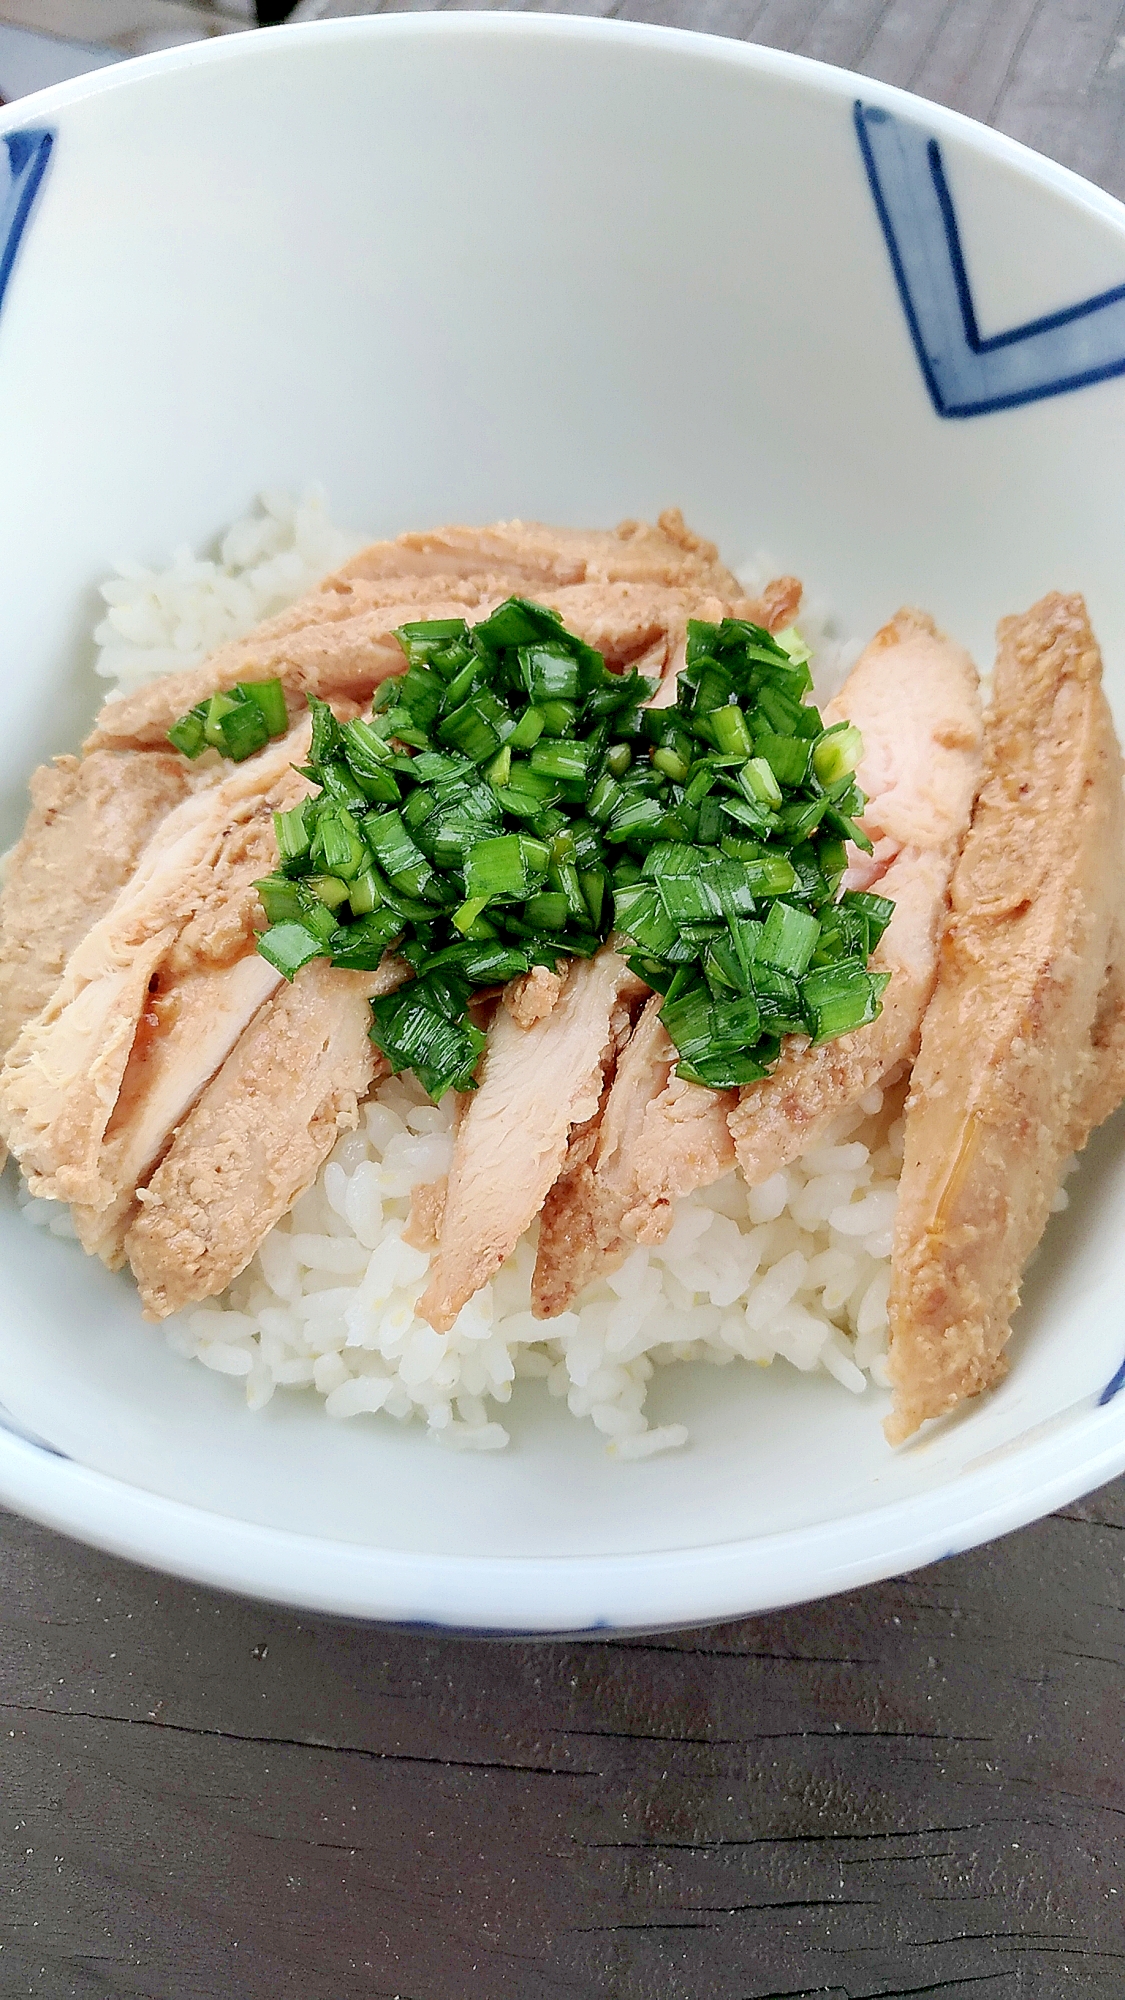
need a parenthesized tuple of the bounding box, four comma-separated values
(165, 1075, 904, 1455)
(93, 487, 364, 699)
(19, 494, 905, 1455)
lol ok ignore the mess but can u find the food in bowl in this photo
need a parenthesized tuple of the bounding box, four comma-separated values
(1, 505, 1122, 1456)
(886, 593, 1125, 1441)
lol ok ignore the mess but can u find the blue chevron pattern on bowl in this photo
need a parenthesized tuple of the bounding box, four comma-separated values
(0, 127, 53, 324)
(855, 101, 1125, 417)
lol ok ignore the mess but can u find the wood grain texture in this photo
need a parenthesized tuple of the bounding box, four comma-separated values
(0, 1484, 1123, 1997)
(4, 4, 1125, 1994)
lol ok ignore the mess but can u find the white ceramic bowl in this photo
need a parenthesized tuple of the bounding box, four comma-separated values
(2, 16, 1124, 1632)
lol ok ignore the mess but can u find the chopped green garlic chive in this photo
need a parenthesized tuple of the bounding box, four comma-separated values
(237, 677, 287, 737)
(169, 677, 290, 764)
(453, 894, 491, 935)
(257, 921, 331, 980)
(242, 596, 886, 1098)
(812, 721, 865, 786)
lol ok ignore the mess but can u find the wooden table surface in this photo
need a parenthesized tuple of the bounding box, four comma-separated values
(4, 5, 1125, 1996)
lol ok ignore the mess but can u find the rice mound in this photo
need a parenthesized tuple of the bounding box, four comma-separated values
(24, 495, 905, 1456)
(92, 487, 364, 698)
(164, 1071, 902, 1456)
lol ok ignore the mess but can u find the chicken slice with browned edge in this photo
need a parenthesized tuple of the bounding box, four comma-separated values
(1076, 894, 1125, 1137)
(127, 958, 407, 1318)
(417, 950, 647, 1333)
(726, 609, 983, 1186)
(0, 748, 195, 1061)
(885, 594, 1125, 1443)
(0, 723, 312, 1208)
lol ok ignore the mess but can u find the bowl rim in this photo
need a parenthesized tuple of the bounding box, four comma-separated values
(2, 11, 1124, 1629)
(4, 9, 1125, 233)
(1, 1401, 1123, 1629)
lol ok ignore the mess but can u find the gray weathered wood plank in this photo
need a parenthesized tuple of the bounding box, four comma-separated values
(0, 1485, 1122, 1997)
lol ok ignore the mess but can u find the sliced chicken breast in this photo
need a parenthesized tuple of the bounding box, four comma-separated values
(727, 609, 983, 1185)
(70, 951, 283, 1267)
(4, 513, 804, 1326)
(1081, 939, 1125, 1135)
(86, 578, 786, 756)
(85, 580, 501, 754)
(727, 841, 960, 1187)
(534, 607, 983, 1311)
(503, 965, 565, 1030)
(525, 579, 811, 1312)
(86, 510, 793, 752)
(886, 593, 1125, 1443)
(0, 748, 195, 1060)
(645, 573, 804, 710)
(531, 993, 735, 1316)
(0, 723, 312, 1206)
(127, 958, 404, 1318)
(418, 950, 647, 1333)
(339, 508, 747, 595)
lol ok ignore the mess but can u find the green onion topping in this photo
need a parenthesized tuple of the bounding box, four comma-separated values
(240, 598, 892, 1098)
(167, 678, 290, 762)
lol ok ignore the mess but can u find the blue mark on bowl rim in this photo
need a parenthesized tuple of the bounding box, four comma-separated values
(854, 101, 1125, 417)
(0, 127, 53, 325)
(0, 1398, 69, 1460)
(392, 1616, 617, 1638)
(1097, 1353, 1125, 1407)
